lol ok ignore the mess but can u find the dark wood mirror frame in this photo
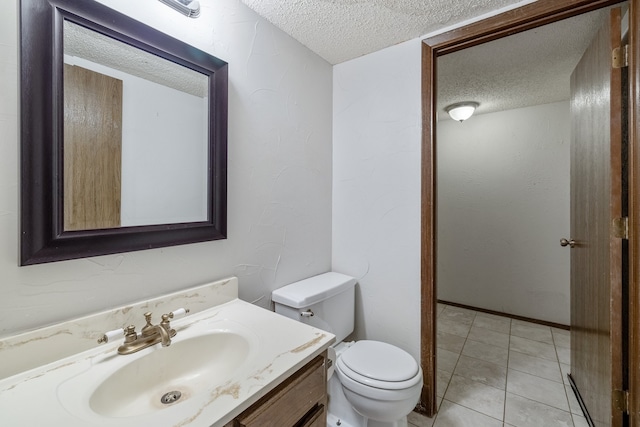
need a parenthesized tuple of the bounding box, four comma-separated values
(419, 0, 639, 418)
(20, 0, 228, 265)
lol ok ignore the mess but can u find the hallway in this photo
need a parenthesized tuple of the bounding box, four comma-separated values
(408, 304, 586, 427)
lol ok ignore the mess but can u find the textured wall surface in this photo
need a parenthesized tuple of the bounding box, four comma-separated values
(332, 39, 422, 361)
(437, 102, 571, 325)
(1, 0, 332, 337)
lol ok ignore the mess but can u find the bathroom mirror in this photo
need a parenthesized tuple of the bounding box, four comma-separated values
(20, 0, 228, 265)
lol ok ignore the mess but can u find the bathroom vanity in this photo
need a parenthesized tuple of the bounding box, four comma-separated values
(226, 353, 327, 427)
(0, 278, 334, 426)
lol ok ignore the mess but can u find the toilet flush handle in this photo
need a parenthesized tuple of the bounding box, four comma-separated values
(300, 309, 314, 317)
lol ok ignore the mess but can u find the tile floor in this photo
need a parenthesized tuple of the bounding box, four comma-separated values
(407, 303, 587, 427)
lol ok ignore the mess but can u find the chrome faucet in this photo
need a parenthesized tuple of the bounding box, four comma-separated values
(98, 309, 189, 355)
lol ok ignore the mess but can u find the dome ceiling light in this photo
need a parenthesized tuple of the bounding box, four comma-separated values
(445, 102, 479, 122)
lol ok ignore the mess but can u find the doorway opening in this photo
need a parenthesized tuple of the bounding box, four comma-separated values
(418, 1, 639, 425)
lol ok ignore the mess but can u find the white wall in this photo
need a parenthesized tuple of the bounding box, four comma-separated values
(118, 67, 208, 226)
(0, 0, 332, 337)
(332, 39, 423, 361)
(437, 102, 571, 325)
(332, 38, 571, 362)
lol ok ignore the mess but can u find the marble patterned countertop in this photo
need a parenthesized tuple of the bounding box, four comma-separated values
(0, 277, 335, 426)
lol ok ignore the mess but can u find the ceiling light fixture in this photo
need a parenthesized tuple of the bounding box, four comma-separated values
(158, 0, 201, 18)
(445, 102, 479, 122)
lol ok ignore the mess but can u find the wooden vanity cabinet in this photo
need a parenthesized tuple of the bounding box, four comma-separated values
(225, 352, 327, 427)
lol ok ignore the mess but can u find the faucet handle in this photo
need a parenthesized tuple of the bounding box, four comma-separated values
(97, 328, 124, 344)
(161, 308, 189, 338)
(169, 308, 190, 319)
(141, 312, 155, 337)
(144, 312, 153, 325)
(123, 325, 138, 343)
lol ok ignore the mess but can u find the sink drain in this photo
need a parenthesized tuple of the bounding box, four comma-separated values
(160, 390, 182, 404)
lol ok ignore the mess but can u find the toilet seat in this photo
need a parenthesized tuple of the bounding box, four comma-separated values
(336, 340, 422, 390)
(336, 363, 422, 403)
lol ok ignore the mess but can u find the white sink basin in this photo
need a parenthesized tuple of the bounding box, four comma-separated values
(57, 319, 259, 419)
(90, 331, 251, 417)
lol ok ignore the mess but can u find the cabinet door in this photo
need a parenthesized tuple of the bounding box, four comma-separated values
(297, 403, 326, 427)
(235, 355, 326, 427)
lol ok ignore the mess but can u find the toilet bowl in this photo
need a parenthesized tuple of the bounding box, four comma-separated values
(271, 272, 423, 427)
(336, 340, 423, 425)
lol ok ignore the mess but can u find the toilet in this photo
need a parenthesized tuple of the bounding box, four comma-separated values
(272, 272, 422, 427)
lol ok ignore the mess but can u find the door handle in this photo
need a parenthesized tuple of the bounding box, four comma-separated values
(560, 238, 576, 248)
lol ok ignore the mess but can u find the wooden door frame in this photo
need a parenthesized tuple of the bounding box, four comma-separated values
(419, 0, 640, 419)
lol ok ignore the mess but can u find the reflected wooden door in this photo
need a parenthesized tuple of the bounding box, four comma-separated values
(63, 64, 123, 231)
(569, 7, 624, 427)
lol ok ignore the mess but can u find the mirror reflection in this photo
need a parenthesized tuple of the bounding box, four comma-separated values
(63, 20, 209, 231)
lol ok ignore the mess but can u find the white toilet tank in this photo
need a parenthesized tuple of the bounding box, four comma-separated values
(272, 272, 356, 343)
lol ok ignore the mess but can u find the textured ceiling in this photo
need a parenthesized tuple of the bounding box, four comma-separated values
(64, 20, 208, 98)
(437, 7, 609, 119)
(239, 0, 529, 65)
(239, 0, 618, 119)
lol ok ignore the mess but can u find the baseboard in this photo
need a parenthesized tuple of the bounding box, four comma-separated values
(567, 374, 595, 427)
(438, 299, 570, 330)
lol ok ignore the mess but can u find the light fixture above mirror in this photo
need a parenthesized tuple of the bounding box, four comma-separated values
(445, 102, 479, 122)
(158, 0, 201, 18)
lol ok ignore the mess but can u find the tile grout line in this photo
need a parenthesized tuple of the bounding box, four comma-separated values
(503, 316, 512, 425)
(553, 329, 579, 427)
(435, 306, 473, 423)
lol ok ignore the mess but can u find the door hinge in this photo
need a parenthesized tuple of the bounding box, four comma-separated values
(612, 217, 629, 239)
(613, 44, 629, 68)
(613, 389, 630, 414)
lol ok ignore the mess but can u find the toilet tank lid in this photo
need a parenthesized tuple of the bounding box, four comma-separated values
(272, 272, 356, 308)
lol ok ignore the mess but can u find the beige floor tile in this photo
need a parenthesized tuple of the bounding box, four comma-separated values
(510, 321, 554, 345)
(504, 392, 574, 427)
(437, 330, 466, 354)
(443, 375, 505, 420)
(440, 306, 476, 324)
(473, 313, 512, 334)
(408, 409, 436, 427)
(467, 325, 510, 349)
(551, 328, 571, 349)
(433, 400, 502, 427)
(438, 317, 473, 338)
(437, 348, 460, 373)
(454, 355, 507, 390)
(556, 346, 571, 365)
(565, 384, 583, 415)
(508, 351, 562, 383)
(559, 363, 571, 385)
(462, 338, 509, 366)
(435, 304, 577, 426)
(509, 335, 557, 361)
(506, 369, 570, 412)
(572, 414, 590, 427)
(437, 369, 453, 398)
